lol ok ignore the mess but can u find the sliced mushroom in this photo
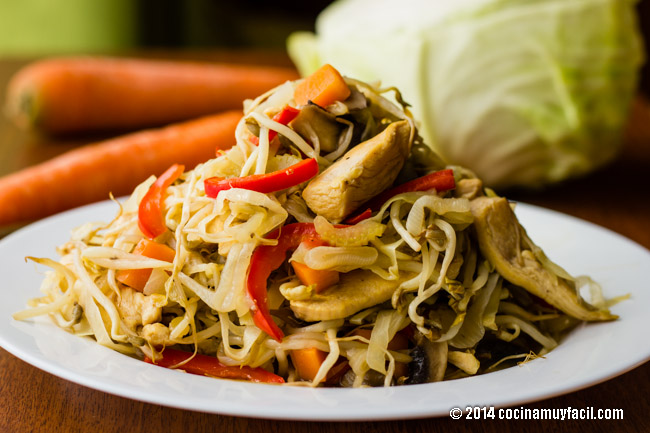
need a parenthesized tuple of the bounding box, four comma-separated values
(290, 104, 343, 153)
(470, 196, 616, 321)
(289, 269, 414, 322)
(406, 332, 448, 384)
(302, 120, 412, 222)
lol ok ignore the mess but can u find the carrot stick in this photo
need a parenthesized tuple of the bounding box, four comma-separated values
(290, 347, 328, 382)
(0, 110, 241, 227)
(294, 64, 350, 107)
(290, 347, 350, 384)
(5, 57, 298, 135)
(291, 261, 339, 294)
(116, 239, 176, 292)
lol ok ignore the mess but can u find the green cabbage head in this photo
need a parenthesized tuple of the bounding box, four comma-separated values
(288, 0, 645, 189)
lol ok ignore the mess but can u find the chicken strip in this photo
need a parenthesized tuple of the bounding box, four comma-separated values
(470, 196, 616, 321)
(290, 269, 414, 322)
(302, 120, 412, 222)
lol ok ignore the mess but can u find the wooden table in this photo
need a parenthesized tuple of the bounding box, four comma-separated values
(1, 54, 649, 432)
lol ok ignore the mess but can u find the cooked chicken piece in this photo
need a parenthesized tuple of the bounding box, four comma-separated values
(470, 196, 616, 321)
(290, 269, 414, 322)
(302, 120, 412, 222)
(454, 178, 484, 200)
(141, 323, 171, 346)
(407, 332, 448, 384)
(117, 287, 165, 330)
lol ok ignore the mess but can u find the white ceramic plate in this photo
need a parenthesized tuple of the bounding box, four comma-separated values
(1, 200, 649, 421)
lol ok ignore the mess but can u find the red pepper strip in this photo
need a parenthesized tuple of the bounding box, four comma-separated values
(204, 157, 318, 198)
(247, 223, 325, 341)
(268, 105, 301, 142)
(138, 163, 185, 239)
(343, 208, 372, 225)
(249, 105, 301, 146)
(366, 169, 456, 211)
(144, 348, 284, 384)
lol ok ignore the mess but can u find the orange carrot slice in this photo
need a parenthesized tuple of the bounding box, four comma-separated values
(290, 348, 350, 384)
(294, 64, 351, 107)
(116, 239, 175, 292)
(291, 261, 339, 294)
(290, 347, 329, 382)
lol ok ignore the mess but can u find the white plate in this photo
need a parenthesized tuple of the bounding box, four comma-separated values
(1, 200, 649, 421)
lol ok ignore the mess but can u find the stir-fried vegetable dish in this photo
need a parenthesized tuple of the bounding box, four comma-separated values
(15, 64, 617, 387)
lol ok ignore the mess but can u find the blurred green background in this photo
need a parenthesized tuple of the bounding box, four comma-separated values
(0, 0, 648, 94)
(0, 0, 332, 54)
(0, 0, 137, 55)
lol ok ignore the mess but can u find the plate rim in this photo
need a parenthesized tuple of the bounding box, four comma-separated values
(1, 199, 649, 421)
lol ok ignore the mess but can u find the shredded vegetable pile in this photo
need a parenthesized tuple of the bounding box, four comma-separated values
(15, 64, 618, 387)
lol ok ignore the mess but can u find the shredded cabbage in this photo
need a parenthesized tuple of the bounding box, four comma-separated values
(14, 66, 615, 389)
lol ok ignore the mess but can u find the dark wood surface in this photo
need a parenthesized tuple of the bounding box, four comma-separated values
(0, 53, 649, 432)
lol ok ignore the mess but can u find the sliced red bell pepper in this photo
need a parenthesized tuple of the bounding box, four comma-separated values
(138, 164, 185, 239)
(204, 157, 318, 198)
(366, 168, 456, 211)
(268, 105, 301, 143)
(250, 105, 301, 147)
(247, 223, 328, 342)
(144, 348, 284, 384)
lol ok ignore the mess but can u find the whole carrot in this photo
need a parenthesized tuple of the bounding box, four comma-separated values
(0, 110, 241, 227)
(4, 57, 298, 135)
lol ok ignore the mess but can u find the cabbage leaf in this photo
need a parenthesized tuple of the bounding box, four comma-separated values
(288, 0, 645, 188)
